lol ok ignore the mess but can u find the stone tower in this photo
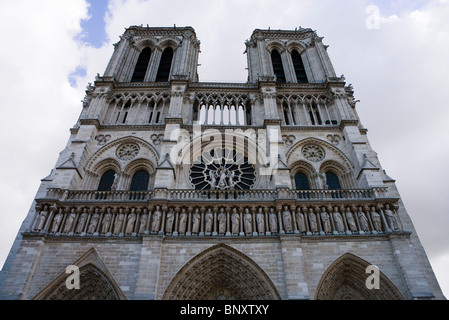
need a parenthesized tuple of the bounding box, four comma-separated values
(0, 26, 445, 300)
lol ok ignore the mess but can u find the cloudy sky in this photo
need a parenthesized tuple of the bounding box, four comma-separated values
(0, 0, 448, 298)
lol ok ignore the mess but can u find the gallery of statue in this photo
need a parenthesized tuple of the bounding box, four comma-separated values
(0, 25, 445, 300)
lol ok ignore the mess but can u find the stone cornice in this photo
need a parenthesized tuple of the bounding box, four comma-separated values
(264, 119, 282, 127)
(280, 125, 340, 131)
(22, 230, 410, 243)
(339, 120, 360, 129)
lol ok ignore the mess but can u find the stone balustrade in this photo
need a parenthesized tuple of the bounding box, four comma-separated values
(43, 187, 389, 202)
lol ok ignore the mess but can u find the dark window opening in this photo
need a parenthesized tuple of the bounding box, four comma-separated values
(295, 172, 310, 190)
(156, 47, 173, 82)
(283, 107, 290, 125)
(130, 170, 150, 191)
(131, 47, 152, 82)
(97, 170, 116, 191)
(308, 107, 315, 125)
(129, 169, 150, 200)
(291, 50, 308, 83)
(271, 49, 286, 83)
(313, 105, 322, 125)
(326, 171, 341, 190)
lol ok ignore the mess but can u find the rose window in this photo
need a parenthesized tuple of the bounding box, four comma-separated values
(302, 144, 325, 162)
(190, 149, 256, 190)
(116, 143, 140, 160)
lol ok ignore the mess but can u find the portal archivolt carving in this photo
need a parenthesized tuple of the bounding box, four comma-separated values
(33, 248, 126, 300)
(315, 253, 404, 300)
(163, 244, 281, 300)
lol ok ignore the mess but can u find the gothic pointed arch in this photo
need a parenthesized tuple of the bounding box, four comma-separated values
(315, 253, 404, 300)
(176, 130, 269, 190)
(86, 136, 159, 173)
(33, 248, 126, 300)
(131, 47, 152, 82)
(286, 137, 354, 172)
(156, 46, 174, 82)
(290, 160, 316, 189)
(162, 244, 281, 300)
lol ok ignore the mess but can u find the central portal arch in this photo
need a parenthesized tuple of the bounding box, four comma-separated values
(162, 244, 281, 300)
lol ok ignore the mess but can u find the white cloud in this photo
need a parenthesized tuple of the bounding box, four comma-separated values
(0, 0, 90, 272)
(0, 0, 447, 298)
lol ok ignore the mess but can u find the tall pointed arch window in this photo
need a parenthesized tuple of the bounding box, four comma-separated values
(97, 170, 116, 191)
(130, 170, 150, 191)
(129, 169, 150, 200)
(131, 47, 152, 82)
(291, 50, 308, 83)
(271, 49, 286, 83)
(294, 172, 310, 190)
(326, 171, 341, 190)
(156, 47, 174, 82)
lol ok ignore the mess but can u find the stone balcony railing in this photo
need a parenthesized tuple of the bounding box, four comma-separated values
(25, 187, 405, 238)
(43, 187, 390, 202)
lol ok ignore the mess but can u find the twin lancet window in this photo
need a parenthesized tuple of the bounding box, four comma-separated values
(294, 171, 342, 191)
(130, 47, 174, 83)
(271, 49, 308, 84)
(97, 170, 150, 192)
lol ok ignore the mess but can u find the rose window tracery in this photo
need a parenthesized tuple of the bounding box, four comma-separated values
(189, 149, 256, 190)
(302, 144, 325, 162)
(116, 143, 140, 160)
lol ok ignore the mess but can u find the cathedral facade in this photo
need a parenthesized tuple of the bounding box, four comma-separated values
(0, 26, 445, 300)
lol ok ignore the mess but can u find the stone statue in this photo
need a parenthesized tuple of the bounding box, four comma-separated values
(165, 209, 175, 234)
(138, 212, 148, 234)
(244, 208, 252, 234)
(231, 208, 240, 234)
(125, 209, 136, 234)
(357, 207, 369, 232)
(227, 170, 235, 190)
(319, 172, 327, 189)
(282, 206, 293, 232)
(333, 207, 345, 232)
(256, 207, 265, 233)
(192, 208, 201, 233)
(218, 168, 228, 189)
(209, 170, 217, 190)
(370, 206, 382, 231)
(308, 208, 318, 233)
(296, 207, 306, 233)
(345, 207, 357, 232)
(63, 208, 77, 233)
(269, 208, 278, 233)
(179, 208, 188, 234)
(50, 208, 63, 233)
(111, 172, 120, 191)
(113, 209, 125, 234)
(35, 205, 49, 232)
(205, 209, 213, 234)
(218, 208, 226, 234)
(101, 209, 112, 234)
(151, 205, 162, 233)
(75, 208, 88, 234)
(384, 204, 399, 231)
(320, 207, 332, 233)
(87, 209, 100, 234)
